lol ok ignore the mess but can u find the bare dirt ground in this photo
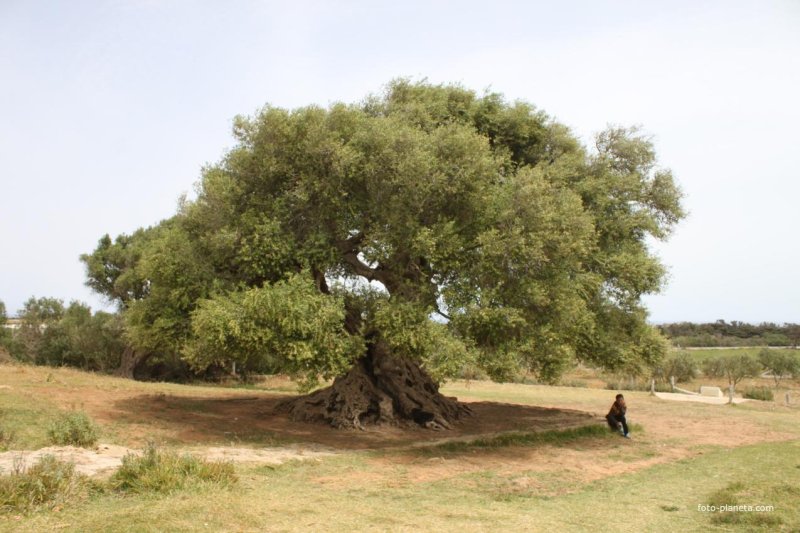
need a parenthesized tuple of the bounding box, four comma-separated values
(0, 443, 337, 477)
(0, 444, 132, 477)
(23, 383, 597, 450)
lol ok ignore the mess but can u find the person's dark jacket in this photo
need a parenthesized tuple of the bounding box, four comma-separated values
(607, 400, 626, 420)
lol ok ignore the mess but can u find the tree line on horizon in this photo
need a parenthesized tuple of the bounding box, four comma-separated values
(658, 320, 800, 348)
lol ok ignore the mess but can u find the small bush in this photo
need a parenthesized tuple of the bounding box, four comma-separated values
(110, 443, 236, 494)
(0, 426, 14, 450)
(457, 364, 488, 382)
(0, 455, 97, 514)
(743, 387, 774, 401)
(47, 411, 99, 447)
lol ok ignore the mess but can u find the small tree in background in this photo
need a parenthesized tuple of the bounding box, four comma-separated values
(0, 299, 11, 355)
(652, 351, 697, 383)
(38, 302, 127, 372)
(703, 355, 761, 403)
(3, 297, 127, 372)
(15, 297, 65, 362)
(758, 348, 799, 386)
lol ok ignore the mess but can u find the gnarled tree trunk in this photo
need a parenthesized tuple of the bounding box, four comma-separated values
(279, 340, 470, 430)
(114, 346, 151, 379)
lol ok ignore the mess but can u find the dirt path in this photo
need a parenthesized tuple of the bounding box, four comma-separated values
(654, 391, 751, 404)
(0, 442, 338, 477)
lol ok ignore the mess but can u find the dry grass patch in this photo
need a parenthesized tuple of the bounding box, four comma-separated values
(109, 443, 237, 495)
(0, 455, 98, 514)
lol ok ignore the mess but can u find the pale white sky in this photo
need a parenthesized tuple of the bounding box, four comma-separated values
(1, 0, 798, 323)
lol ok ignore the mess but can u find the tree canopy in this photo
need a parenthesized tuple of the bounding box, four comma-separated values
(82, 80, 684, 428)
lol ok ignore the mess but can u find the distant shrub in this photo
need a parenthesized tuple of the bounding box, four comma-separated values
(559, 379, 588, 388)
(110, 443, 236, 494)
(0, 425, 13, 450)
(47, 411, 99, 447)
(604, 377, 671, 393)
(702, 357, 725, 378)
(702, 355, 760, 384)
(0, 455, 97, 514)
(743, 387, 774, 401)
(457, 364, 488, 382)
(758, 349, 799, 385)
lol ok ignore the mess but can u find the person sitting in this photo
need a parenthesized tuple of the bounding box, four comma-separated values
(606, 393, 630, 438)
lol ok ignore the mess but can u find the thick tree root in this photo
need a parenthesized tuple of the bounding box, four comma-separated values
(278, 342, 470, 430)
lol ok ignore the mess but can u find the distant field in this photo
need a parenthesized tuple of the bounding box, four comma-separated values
(1, 363, 799, 532)
(676, 346, 798, 362)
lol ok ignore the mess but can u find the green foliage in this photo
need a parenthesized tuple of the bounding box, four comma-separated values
(652, 351, 698, 383)
(184, 273, 363, 389)
(371, 298, 475, 381)
(456, 364, 489, 381)
(80, 233, 146, 307)
(37, 302, 126, 371)
(743, 386, 774, 401)
(702, 355, 761, 387)
(3, 297, 125, 372)
(758, 348, 799, 385)
(0, 455, 97, 514)
(13, 296, 65, 362)
(47, 411, 99, 447)
(109, 443, 236, 494)
(82, 79, 684, 385)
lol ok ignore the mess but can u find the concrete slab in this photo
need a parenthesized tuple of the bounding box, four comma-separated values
(700, 386, 723, 398)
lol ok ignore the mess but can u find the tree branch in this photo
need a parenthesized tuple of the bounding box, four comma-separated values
(341, 250, 379, 281)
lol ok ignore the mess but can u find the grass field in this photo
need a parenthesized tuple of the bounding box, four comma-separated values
(1, 362, 799, 532)
(678, 346, 796, 362)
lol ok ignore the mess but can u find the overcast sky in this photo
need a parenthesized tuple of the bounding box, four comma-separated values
(1, 0, 798, 323)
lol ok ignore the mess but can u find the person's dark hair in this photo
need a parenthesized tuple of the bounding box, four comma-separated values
(615, 394, 624, 400)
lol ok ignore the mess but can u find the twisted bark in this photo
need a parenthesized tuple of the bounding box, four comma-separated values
(114, 346, 150, 379)
(278, 340, 470, 430)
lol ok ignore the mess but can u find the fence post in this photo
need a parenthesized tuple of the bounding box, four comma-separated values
(728, 384, 735, 404)
(650, 378, 656, 396)
(670, 376, 675, 392)
(786, 392, 791, 405)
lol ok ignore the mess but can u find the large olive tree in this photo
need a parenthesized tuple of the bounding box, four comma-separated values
(83, 80, 683, 429)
